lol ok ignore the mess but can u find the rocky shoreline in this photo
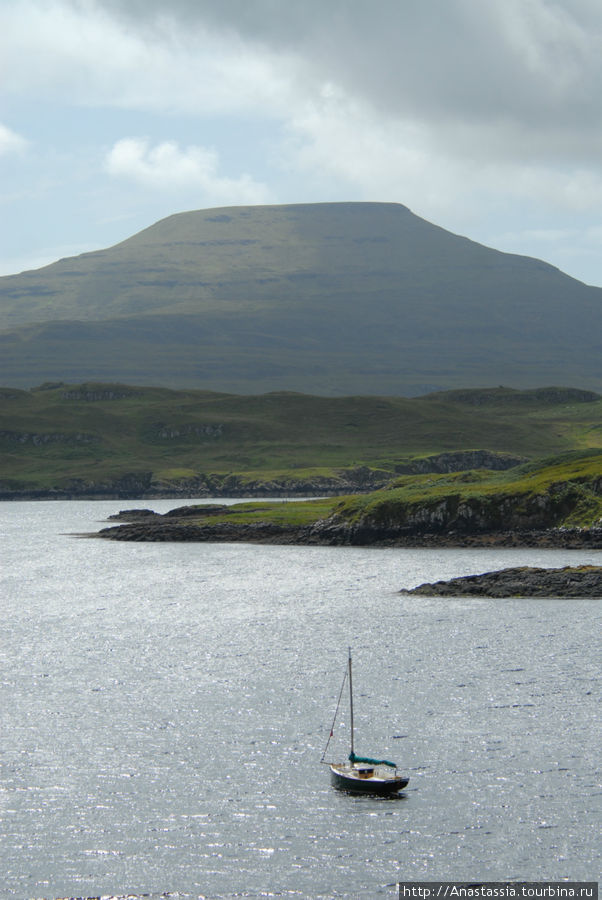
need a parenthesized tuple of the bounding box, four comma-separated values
(0, 466, 391, 501)
(0, 485, 349, 501)
(0, 451, 529, 501)
(92, 508, 602, 548)
(399, 565, 602, 598)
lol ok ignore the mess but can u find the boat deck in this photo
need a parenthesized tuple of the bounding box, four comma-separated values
(329, 763, 409, 794)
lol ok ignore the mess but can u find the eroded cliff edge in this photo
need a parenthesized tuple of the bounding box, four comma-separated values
(94, 512, 602, 549)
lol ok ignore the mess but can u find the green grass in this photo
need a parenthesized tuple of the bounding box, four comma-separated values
(1, 383, 601, 493)
(179, 449, 602, 531)
(194, 497, 338, 527)
(143, 449, 602, 534)
(330, 449, 602, 529)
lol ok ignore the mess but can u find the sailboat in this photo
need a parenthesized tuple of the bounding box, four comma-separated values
(322, 649, 409, 795)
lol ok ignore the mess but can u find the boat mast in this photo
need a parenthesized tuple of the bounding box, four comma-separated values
(348, 647, 354, 757)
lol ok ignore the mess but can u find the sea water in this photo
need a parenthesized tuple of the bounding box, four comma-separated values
(0, 500, 600, 898)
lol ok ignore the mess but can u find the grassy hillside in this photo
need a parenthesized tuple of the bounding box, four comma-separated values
(1, 382, 600, 495)
(98, 449, 602, 539)
(1, 202, 601, 394)
(330, 449, 602, 531)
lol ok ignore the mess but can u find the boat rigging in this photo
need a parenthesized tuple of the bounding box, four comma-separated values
(322, 648, 409, 795)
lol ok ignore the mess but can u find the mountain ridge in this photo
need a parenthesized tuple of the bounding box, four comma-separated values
(1, 202, 600, 395)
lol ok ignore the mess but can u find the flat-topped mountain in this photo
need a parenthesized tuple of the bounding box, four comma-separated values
(1, 202, 600, 394)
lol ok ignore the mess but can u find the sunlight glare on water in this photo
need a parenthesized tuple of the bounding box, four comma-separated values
(0, 500, 600, 898)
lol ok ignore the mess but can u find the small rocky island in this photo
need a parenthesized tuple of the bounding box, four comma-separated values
(399, 566, 602, 598)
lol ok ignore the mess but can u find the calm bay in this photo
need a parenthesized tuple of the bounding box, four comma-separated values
(1, 500, 600, 898)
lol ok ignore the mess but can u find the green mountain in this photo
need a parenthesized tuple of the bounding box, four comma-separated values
(1, 202, 601, 394)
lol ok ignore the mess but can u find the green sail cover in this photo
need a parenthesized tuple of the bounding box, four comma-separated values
(349, 752, 397, 768)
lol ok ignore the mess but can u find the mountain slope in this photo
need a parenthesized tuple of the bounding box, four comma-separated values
(1, 202, 600, 394)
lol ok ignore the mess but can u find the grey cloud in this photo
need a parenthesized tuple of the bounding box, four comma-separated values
(91, 3, 602, 97)
(85, 0, 602, 161)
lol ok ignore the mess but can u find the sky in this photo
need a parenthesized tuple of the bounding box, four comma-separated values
(2, 0, 602, 285)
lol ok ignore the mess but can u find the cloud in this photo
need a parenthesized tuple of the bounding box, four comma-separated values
(104, 137, 271, 205)
(3, 0, 602, 284)
(0, 0, 297, 116)
(0, 123, 28, 157)
(87, 0, 602, 150)
(38, 0, 602, 225)
(8, 1, 602, 168)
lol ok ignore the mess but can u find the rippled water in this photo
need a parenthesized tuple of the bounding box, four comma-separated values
(1, 500, 600, 899)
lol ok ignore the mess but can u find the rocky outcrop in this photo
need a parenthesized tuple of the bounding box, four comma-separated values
(107, 508, 158, 520)
(94, 514, 602, 548)
(1, 465, 395, 501)
(399, 566, 602, 598)
(0, 430, 98, 446)
(108, 504, 228, 521)
(0, 472, 154, 501)
(0, 472, 364, 500)
(182, 466, 391, 497)
(152, 422, 223, 439)
(355, 481, 601, 534)
(434, 387, 600, 406)
(60, 388, 133, 401)
(394, 450, 525, 475)
(96, 520, 317, 543)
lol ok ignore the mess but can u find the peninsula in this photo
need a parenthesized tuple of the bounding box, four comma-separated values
(92, 447, 602, 549)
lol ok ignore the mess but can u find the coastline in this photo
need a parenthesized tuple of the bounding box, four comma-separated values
(91, 517, 602, 548)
